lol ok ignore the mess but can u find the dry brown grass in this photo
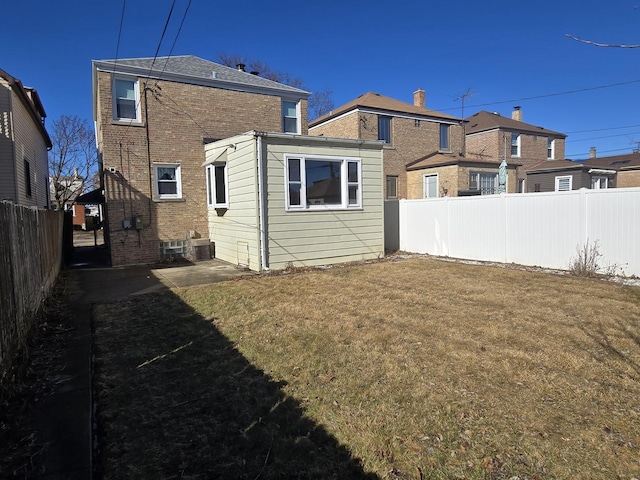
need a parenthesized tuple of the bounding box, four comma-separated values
(94, 257, 640, 479)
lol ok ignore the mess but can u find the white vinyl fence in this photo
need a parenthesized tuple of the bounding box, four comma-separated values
(394, 187, 640, 277)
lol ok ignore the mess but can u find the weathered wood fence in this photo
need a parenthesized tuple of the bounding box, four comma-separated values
(0, 201, 64, 374)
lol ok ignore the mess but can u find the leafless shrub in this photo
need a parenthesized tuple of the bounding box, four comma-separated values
(569, 240, 620, 277)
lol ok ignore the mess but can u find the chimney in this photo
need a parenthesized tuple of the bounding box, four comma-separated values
(413, 88, 426, 108)
(236, 63, 246, 72)
(512, 106, 522, 122)
(589, 147, 597, 158)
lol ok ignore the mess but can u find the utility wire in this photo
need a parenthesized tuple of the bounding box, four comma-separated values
(565, 124, 640, 134)
(567, 146, 637, 158)
(433, 79, 640, 113)
(154, 0, 192, 88)
(566, 131, 640, 143)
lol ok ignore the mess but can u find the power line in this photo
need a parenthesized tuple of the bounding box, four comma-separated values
(154, 0, 192, 88)
(567, 146, 636, 158)
(566, 131, 640, 142)
(565, 124, 640, 134)
(433, 79, 640, 113)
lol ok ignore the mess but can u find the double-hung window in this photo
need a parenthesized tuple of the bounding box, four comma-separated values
(113, 77, 140, 122)
(591, 176, 608, 189)
(285, 155, 362, 210)
(154, 163, 182, 200)
(439, 124, 450, 151)
(282, 100, 299, 134)
(378, 116, 391, 144)
(547, 138, 555, 159)
(511, 133, 520, 157)
(206, 163, 228, 207)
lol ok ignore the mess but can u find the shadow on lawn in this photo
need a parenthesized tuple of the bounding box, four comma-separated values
(93, 289, 379, 480)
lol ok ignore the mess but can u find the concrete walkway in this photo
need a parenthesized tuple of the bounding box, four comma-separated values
(33, 247, 251, 479)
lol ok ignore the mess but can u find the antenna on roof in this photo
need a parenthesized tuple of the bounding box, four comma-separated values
(453, 88, 475, 156)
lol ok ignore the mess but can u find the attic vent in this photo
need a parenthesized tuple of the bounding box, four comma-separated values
(492, 112, 501, 116)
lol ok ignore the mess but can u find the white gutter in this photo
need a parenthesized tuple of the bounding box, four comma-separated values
(256, 134, 269, 272)
(588, 168, 616, 175)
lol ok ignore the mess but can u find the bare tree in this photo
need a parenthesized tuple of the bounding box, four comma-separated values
(217, 53, 333, 121)
(49, 115, 98, 210)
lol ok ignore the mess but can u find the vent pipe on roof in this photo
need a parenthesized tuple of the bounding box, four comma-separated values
(590, 147, 597, 158)
(250, 71, 259, 76)
(236, 63, 246, 72)
(512, 106, 522, 122)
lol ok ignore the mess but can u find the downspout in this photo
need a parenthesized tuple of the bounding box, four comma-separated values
(256, 134, 269, 271)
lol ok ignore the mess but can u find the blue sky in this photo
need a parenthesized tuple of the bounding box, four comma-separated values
(3, 0, 639, 159)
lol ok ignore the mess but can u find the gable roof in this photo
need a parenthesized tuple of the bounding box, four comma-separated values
(465, 110, 566, 138)
(310, 92, 460, 127)
(582, 152, 640, 170)
(0, 68, 52, 148)
(406, 152, 520, 171)
(92, 55, 310, 98)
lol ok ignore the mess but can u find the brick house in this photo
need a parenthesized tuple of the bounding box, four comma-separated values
(0, 68, 51, 208)
(465, 108, 567, 193)
(92, 55, 309, 266)
(309, 90, 463, 199)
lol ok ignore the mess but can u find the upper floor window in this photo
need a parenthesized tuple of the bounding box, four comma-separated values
(511, 133, 520, 157)
(154, 163, 182, 200)
(206, 163, 229, 207)
(555, 175, 572, 192)
(113, 77, 141, 122)
(439, 124, 450, 151)
(378, 116, 391, 144)
(285, 155, 361, 210)
(547, 138, 555, 159)
(469, 172, 497, 195)
(282, 101, 300, 134)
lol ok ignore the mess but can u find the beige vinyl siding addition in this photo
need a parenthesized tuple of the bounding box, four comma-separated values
(205, 136, 261, 271)
(264, 140, 384, 270)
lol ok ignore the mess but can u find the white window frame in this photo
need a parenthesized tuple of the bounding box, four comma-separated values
(555, 175, 572, 192)
(469, 171, 498, 195)
(112, 76, 141, 123)
(153, 163, 182, 200)
(547, 138, 555, 159)
(511, 133, 521, 157)
(206, 163, 229, 208)
(423, 174, 439, 198)
(282, 100, 300, 134)
(591, 175, 608, 189)
(284, 154, 362, 211)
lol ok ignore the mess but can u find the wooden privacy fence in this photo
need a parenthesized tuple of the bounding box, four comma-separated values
(388, 187, 640, 277)
(0, 201, 63, 374)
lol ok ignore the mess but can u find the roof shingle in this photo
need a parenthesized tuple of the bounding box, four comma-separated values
(465, 110, 566, 137)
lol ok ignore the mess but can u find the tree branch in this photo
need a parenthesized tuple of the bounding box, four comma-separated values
(566, 33, 640, 48)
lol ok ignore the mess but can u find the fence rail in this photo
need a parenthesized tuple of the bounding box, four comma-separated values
(0, 201, 63, 373)
(390, 188, 640, 277)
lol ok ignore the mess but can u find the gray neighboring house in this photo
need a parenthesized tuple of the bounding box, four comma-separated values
(0, 68, 51, 207)
(525, 159, 616, 192)
(582, 151, 640, 189)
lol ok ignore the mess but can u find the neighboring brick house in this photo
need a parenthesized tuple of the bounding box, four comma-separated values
(309, 90, 463, 199)
(0, 68, 52, 208)
(465, 108, 567, 193)
(406, 153, 519, 197)
(92, 55, 309, 266)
